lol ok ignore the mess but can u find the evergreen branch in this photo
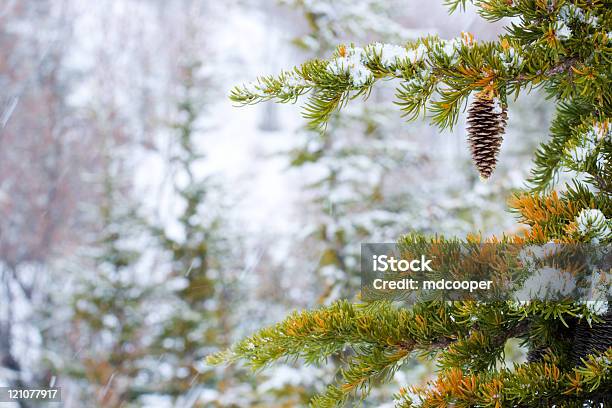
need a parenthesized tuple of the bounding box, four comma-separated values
(207, 300, 470, 407)
(207, 299, 599, 407)
(207, 301, 466, 371)
(230, 33, 590, 130)
(231, 21, 608, 133)
(396, 348, 612, 408)
(208, 299, 605, 407)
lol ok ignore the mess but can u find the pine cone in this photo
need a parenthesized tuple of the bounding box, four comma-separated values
(573, 309, 612, 366)
(571, 318, 591, 364)
(466, 95, 507, 179)
(571, 310, 612, 405)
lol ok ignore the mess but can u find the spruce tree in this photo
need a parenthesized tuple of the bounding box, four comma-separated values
(211, 1, 612, 407)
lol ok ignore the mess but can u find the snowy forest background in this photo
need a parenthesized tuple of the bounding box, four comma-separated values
(0, 1, 553, 407)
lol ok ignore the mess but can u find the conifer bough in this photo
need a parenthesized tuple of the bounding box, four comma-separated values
(229, 1, 610, 188)
(214, 1, 612, 407)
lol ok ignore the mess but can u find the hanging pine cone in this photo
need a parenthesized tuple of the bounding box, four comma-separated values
(466, 94, 507, 179)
